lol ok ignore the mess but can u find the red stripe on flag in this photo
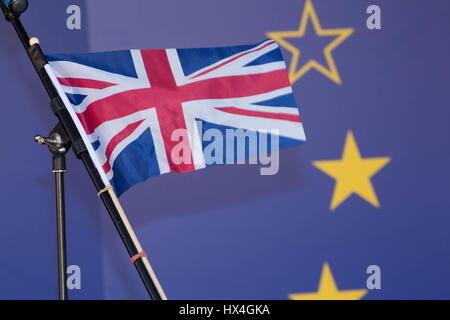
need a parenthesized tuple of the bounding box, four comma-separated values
(102, 119, 145, 174)
(215, 107, 301, 123)
(77, 69, 291, 135)
(58, 77, 117, 89)
(192, 41, 276, 79)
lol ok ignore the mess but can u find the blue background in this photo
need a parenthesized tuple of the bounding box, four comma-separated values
(0, 0, 449, 299)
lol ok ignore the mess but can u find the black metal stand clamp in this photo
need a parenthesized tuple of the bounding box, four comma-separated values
(1, 1, 166, 300)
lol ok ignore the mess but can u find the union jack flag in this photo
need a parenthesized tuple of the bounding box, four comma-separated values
(47, 40, 306, 195)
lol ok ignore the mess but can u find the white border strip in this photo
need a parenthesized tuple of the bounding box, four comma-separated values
(45, 64, 110, 186)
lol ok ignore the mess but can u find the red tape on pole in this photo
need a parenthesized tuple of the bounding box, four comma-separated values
(130, 251, 147, 264)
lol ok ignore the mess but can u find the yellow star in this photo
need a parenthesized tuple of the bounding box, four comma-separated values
(313, 131, 391, 211)
(266, 0, 354, 84)
(289, 263, 368, 300)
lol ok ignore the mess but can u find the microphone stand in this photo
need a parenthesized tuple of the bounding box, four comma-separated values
(34, 123, 71, 300)
(1, 2, 166, 300)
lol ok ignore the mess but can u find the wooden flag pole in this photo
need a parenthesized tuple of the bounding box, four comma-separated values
(1, 1, 167, 300)
(99, 185, 167, 300)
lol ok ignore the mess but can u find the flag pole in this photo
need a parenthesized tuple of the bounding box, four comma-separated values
(1, 2, 167, 300)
